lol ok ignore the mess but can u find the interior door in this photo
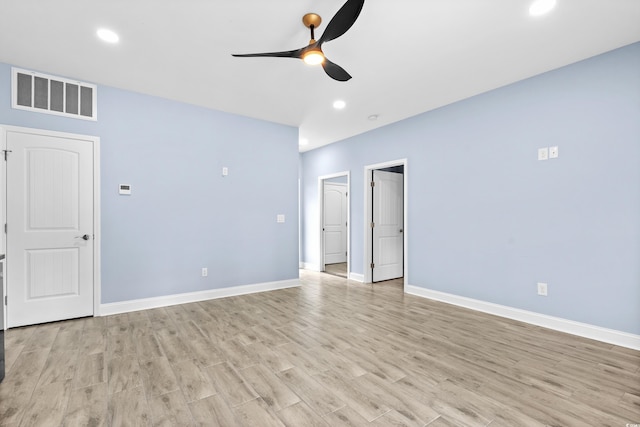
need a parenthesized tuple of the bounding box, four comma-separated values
(6, 130, 94, 327)
(372, 169, 403, 282)
(323, 182, 347, 265)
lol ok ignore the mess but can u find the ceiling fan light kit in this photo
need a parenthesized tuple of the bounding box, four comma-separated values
(232, 0, 365, 81)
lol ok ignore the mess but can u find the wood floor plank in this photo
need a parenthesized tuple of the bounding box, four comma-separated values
(64, 383, 108, 427)
(148, 389, 195, 426)
(247, 342, 295, 373)
(274, 343, 329, 376)
(189, 394, 240, 426)
(21, 325, 59, 353)
(218, 338, 259, 370)
(277, 367, 345, 416)
(322, 405, 371, 426)
(78, 327, 107, 356)
(171, 359, 217, 403)
(108, 386, 152, 426)
(75, 352, 107, 389)
(232, 398, 286, 427)
(205, 362, 259, 407)
(276, 401, 330, 427)
(50, 328, 84, 354)
(107, 355, 142, 395)
(241, 363, 301, 411)
(139, 356, 180, 397)
(155, 327, 193, 365)
(354, 372, 440, 426)
(19, 380, 72, 427)
(312, 369, 391, 422)
(36, 349, 79, 387)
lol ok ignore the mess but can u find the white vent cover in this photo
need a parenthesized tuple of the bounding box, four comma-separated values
(11, 67, 97, 121)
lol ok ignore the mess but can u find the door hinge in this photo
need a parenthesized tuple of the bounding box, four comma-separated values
(370, 222, 375, 228)
(370, 263, 375, 269)
(3, 150, 12, 161)
(4, 295, 7, 305)
(4, 223, 6, 233)
(370, 181, 375, 188)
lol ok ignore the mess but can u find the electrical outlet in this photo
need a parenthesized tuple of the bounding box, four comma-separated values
(202, 267, 208, 277)
(537, 282, 548, 296)
(538, 147, 549, 161)
(549, 146, 559, 158)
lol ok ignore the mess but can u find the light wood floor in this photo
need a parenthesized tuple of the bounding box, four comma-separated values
(1, 270, 638, 426)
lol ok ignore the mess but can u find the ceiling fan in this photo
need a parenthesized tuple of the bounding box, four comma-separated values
(232, 0, 365, 81)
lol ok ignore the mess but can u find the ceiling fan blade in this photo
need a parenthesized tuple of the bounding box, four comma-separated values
(322, 58, 352, 81)
(232, 47, 304, 59)
(319, 0, 365, 44)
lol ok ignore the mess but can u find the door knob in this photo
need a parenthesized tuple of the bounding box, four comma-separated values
(81, 234, 90, 240)
(399, 229, 403, 233)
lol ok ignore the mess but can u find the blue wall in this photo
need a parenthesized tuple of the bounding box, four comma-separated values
(0, 63, 299, 303)
(301, 42, 640, 335)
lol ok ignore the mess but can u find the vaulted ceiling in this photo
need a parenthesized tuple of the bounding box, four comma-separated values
(0, 0, 638, 151)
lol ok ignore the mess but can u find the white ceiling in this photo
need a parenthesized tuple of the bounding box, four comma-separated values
(0, 1, 638, 152)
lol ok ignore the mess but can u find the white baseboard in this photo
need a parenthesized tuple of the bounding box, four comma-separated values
(302, 262, 321, 272)
(99, 279, 300, 316)
(349, 272, 365, 282)
(406, 284, 640, 351)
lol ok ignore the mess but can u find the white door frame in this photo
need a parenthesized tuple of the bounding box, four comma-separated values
(0, 125, 101, 328)
(363, 159, 408, 287)
(318, 172, 350, 275)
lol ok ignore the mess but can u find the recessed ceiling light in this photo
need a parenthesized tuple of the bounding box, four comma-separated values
(97, 28, 119, 43)
(368, 114, 379, 121)
(529, 0, 556, 16)
(333, 100, 346, 110)
(299, 138, 309, 146)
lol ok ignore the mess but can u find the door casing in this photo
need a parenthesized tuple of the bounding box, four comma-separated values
(363, 159, 408, 286)
(323, 182, 348, 265)
(0, 125, 101, 328)
(318, 172, 350, 275)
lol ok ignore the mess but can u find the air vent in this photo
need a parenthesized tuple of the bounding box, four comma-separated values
(11, 67, 97, 121)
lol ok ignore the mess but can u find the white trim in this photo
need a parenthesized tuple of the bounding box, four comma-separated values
(349, 272, 365, 282)
(364, 159, 408, 286)
(92, 138, 102, 317)
(0, 130, 5, 330)
(406, 284, 640, 351)
(318, 172, 350, 276)
(302, 262, 321, 272)
(0, 125, 101, 326)
(100, 279, 300, 316)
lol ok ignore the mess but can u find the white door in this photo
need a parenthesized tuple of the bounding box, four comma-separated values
(323, 183, 347, 265)
(6, 130, 94, 327)
(372, 170, 403, 282)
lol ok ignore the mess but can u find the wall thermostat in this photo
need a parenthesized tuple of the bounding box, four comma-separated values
(119, 184, 131, 195)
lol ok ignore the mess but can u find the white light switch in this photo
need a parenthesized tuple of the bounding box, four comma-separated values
(537, 282, 548, 296)
(277, 214, 285, 223)
(222, 167, 229, 176)
(549, 146, 558, 159)
(538, 148, 549, 161)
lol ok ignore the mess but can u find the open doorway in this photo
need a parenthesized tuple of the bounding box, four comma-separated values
(319, 172, 350, 278)
(364, 160, 407, 286)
